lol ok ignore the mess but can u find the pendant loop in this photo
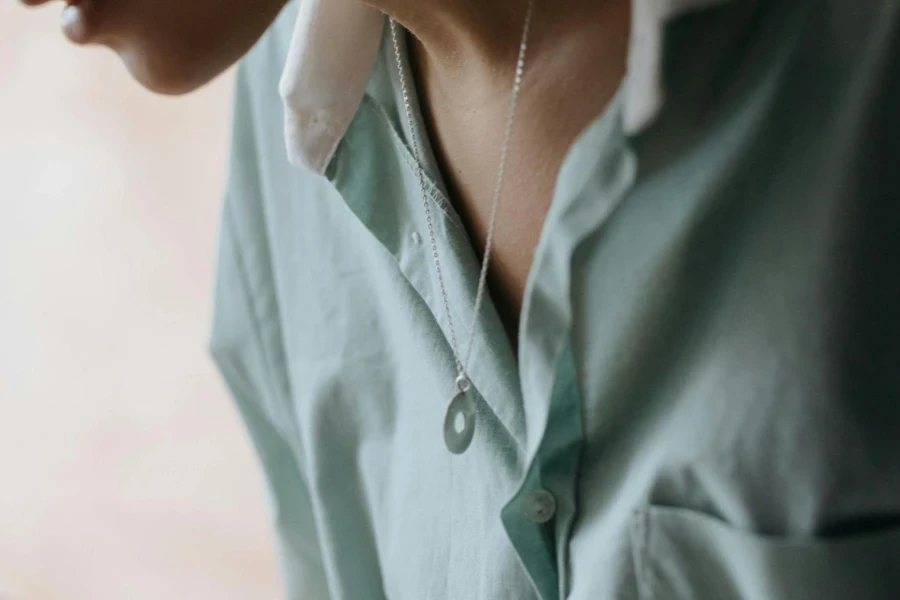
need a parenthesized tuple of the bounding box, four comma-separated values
(443, 390, 476, 454)
(455, 373, 471, 394)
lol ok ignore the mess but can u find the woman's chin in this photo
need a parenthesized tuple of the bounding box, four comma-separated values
(117, 49, 211, 96)
(48, 0, 291, 95)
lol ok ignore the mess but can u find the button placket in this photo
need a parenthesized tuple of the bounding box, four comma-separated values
(501, 466, 560, 600)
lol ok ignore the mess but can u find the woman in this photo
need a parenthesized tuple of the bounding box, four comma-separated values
(24, 0, 900, 598)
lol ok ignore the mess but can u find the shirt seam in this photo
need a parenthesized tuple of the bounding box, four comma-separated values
(366, 97, 467, 235)
(631, 508, 651, 600)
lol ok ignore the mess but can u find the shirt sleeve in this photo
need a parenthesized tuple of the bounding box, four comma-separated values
(208, 65, 331, 600)
(209, 204, 331, 600)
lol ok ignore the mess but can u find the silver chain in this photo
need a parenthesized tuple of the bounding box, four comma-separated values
(389, 2, 534, 390)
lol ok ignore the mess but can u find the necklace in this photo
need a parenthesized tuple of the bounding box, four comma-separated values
(389, 1, 535, 455)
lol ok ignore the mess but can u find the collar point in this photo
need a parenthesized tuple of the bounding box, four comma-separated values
(282, 107, 346, 175)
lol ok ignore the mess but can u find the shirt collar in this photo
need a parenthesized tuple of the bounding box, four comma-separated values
(279, 0, 726, 174)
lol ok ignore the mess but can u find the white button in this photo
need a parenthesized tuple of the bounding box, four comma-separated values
(523, 489, 557, 524)
(411, 232, 422, 245)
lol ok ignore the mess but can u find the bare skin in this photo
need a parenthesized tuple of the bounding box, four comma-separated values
(19, 0, 290, 93)
(374, 0, 631, 346)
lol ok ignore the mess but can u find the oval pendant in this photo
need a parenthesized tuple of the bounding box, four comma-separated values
(443, 391, 476, 454)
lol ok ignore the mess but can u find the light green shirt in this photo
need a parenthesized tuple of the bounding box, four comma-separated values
(209, 1, 900, 599)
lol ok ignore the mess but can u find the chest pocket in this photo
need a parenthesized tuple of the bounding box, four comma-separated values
(631, 506, 900, 599)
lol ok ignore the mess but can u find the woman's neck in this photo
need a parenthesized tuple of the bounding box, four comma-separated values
(365, 0, 533, 67)
(363, 0, 631, 340)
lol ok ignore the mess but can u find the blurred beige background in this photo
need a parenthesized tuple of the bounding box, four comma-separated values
(0, 4, 281, 599)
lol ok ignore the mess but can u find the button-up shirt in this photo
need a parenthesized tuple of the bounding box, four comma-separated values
(209, 1, 900, 599)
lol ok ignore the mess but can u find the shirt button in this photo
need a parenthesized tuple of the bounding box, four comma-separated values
(523, 489, 557, 524)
